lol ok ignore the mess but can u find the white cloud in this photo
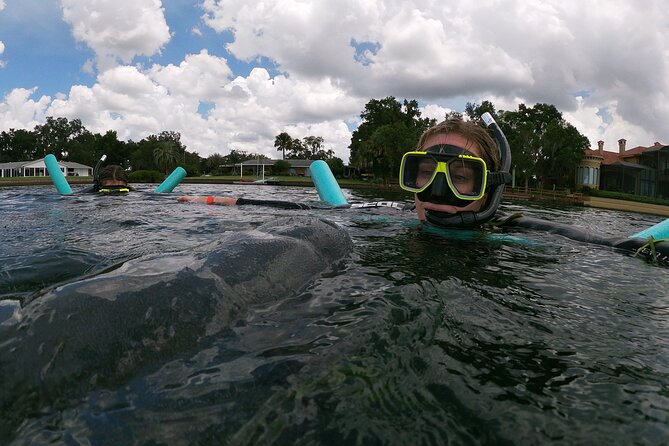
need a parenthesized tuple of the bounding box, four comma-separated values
(200, 0, 669, 150)
(0, 1, 5, 10)
(60, 0, 171, 71)
(33, 55, 362, 162)
(3, 0, 669, 166)
(147, 49, 232, 100)
(0, 88, 51, 129)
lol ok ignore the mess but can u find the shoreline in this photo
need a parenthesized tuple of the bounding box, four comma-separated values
(2, 178, 669, 218)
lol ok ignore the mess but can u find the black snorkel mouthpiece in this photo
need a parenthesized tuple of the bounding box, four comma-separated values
(425, 112, 512, 229)
(417, 173, 472, 208)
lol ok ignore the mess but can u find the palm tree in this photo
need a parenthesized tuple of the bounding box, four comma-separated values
(153, 140, 180, 174)
(274, 132, 293, 160)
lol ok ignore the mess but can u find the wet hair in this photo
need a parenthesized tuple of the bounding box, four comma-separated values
(97, 165, 128, 185)
(417, 118, 500, 171)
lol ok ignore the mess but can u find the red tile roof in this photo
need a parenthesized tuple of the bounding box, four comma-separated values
(585, 142, 667, 165)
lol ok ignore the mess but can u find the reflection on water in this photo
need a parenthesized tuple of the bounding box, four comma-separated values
(1, 184, 669, 445)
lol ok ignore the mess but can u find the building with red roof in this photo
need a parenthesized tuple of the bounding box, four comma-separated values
(576, 139, 669, 198)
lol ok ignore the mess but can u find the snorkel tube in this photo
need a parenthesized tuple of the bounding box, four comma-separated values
(92, 154, 107, 192)
(425, 112, 512, 229)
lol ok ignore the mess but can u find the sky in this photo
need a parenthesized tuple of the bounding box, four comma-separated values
(1, 0, 669, 164)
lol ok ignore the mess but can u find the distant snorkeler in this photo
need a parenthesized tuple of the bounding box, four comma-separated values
(86, 155, 134, 194)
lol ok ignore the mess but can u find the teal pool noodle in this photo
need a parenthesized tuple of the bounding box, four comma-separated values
(155, 167, 187, 193)
(309, 160, 348, 206)
(631, 218, 669, 240)
(44, 154, 73, 195)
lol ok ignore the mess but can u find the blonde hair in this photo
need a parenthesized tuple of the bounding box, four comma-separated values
(417, 118, 500, 170)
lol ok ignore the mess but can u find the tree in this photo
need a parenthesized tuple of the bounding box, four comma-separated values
(272, 160, 291, 175)
(91, 130, 133, 168)
(33, 116, 86, 159)
(150, 131, 185, 174)
(0, 129, 37, 162)
(153, 140, 180, 174)
(274, 132, 292, 160)
(204, 153, 226, 175)
(65, 130, 96, 165)
(326, 157, 345, 177)
(465, 100, 496, 125)
(498, 103, 589, 189)
(349, 97, 435, 179)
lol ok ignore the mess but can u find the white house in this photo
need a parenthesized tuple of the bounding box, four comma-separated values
(0, 158, 93, 178)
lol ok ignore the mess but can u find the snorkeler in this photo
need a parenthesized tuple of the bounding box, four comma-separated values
(398, 114, 511, 228)
(176, 113, 669, 264)
(85, 155, 133, 194)
(177, 113, 512, 229)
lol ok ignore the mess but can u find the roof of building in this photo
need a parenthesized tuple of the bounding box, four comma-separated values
(586, 141, 669, 166)
(0, 161, 30, 169)
(606, 159, 653, 170)
(238, 159, 315, 167)
(0, 158, 93, 170)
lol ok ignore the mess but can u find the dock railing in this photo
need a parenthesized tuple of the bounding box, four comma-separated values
(503, 187, 583, 205)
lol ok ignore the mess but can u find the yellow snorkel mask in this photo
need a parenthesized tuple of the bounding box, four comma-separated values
(97, 186, 130, 194)
(400, 146, 489, 207)
(399, 112, 512, 229)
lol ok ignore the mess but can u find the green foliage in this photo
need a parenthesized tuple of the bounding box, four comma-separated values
(203, 153, 226, 175)
(272, 133, 336, 160)
(33, 116, 87, 159)
(272, 160, 291, 175)
(493, 103, 589, 189)
(128, 170, 164, 183)
(326, 157, 345, 177)
(274, 132, 292, 160)
(222, 149, 256, 165)
(151, 131, 184, 174)
(349, 97, 435, 180)
(0, 129, 37, 162)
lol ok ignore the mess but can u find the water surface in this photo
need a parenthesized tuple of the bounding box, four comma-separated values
(1, 184, 668, 445)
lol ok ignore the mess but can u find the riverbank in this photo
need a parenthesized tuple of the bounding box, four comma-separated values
(582, 196, 669, 217)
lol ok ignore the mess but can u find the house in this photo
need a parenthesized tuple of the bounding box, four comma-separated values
(0, 158, 93, 178)
(576, 139, 669, 198)
(222, 159, 316, 177)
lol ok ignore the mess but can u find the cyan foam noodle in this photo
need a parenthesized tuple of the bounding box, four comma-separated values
(44, 154, 73, 195)
(630, 218, 669, 240)
(309, 160, 348, 206)
(155, 166, 187, 193)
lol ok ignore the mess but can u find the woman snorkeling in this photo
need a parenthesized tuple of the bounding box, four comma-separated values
(91, 155, 133, 194)
(177, 114, 669, 264)
(95, 164, 132, 193)
(177, 113, 512, 228)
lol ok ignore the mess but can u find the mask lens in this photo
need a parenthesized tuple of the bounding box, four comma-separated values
(401, 154, 437, 192)
(446, 157, 485, 199)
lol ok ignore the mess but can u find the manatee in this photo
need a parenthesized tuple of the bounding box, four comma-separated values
(0, 216, 352, 428)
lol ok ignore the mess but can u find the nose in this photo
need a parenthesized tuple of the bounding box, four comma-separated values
(430, 172, 449, 197)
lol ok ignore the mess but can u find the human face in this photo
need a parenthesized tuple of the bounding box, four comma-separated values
(414, 133, 486, 220)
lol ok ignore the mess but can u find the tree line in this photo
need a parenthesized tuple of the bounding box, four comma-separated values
(350, 97, 590, 189)
(0, 97, 591, 188)
(0, 117, 345, 178)
(0, 117, 203, 176)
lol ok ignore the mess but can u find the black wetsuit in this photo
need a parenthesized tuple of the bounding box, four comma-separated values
(232, 198, 669, 264)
